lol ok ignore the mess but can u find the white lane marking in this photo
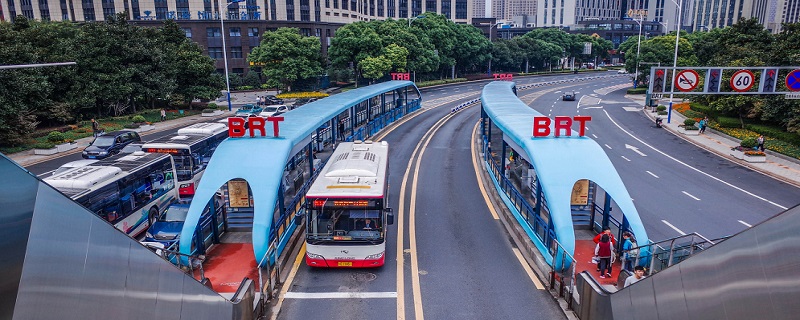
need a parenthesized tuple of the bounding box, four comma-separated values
(592, 134, 598, 139)
(604, 144, 612, 149)
(662, 220, 687, 235)
(646, 171, 659, 178)
(602, 110, 789, 210)
(284, 292, 398, 299)
(682, 191, 701, 201)
(738, 220, 752, 227)
(584, 106, 604, 109)
(621, 156, 631, 161)
(625, 144, 647, 156)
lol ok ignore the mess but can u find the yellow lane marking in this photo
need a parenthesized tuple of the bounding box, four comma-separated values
(470, 121, 499, 220)
(271, 242, 307, 320)
(512, 248, 545, 290)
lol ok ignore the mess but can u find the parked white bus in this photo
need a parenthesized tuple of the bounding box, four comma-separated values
(141, 122, 227, 197)
(44, 151, 178, 237)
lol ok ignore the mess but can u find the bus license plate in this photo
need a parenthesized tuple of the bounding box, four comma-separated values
(338, 261, 353, 267)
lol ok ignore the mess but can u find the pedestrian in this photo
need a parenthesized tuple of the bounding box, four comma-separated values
(699, 117, 707, 134)
(621, 232, 637, 272)
(595, 234, 615, 279)
(594, 227, 617, 272)
(338, 121, 345, 140)
(160, 109, 167, 122)
(91, 119, 99, 137)
(757, 135, 765, 152)
(624, 266, 646, 287)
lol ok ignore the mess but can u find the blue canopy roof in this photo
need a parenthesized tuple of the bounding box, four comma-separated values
(180, 81, 419, 265)
(481, 81, 648, 256)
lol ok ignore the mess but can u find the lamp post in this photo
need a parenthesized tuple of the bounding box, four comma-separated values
(479, 22, 498, 75)
(633, 13, 644, 88)
(219, 0, 243, 111)
(666, 0, 682, 123)
(408, 15, 426, 82)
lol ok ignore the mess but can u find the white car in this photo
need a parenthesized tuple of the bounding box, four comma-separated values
(259, 104, 290, 117)
(617, 69, 628, 74)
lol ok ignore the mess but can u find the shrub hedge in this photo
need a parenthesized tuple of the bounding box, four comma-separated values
(689, 103, 712, 116)
(657, 111, 667, 115)
(745, 124, 800, 146)
(716, 116, 741, 128)
(656, 105, 666, 111)
(627, 88, 647, 94)
(684, 119, 696, 126)
(47, 131, 65, 143)
(741, 137, 757, 148)
(683, 110, 705, 120)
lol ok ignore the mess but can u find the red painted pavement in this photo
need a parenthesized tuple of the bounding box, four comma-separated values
(573, 240, 622, 286)
(201, 243, 261, 293)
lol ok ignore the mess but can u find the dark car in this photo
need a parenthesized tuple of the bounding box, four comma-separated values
(264, 95, 284, 105)
(82, 130, 141, 159)
(562, 91, 577, 101)
(292, 98, 317, 107)
(144, 198, 223, 247)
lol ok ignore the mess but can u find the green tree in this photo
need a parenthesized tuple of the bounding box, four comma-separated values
(359, 56, 392, 82)
(382, 43, 409, 72)
(327, 22, 383, 86)
(249, 27, 323, 91)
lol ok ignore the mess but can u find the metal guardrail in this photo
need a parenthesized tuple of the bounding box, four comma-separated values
(549, 238, 578, 311)
(624, 232, 731, 276)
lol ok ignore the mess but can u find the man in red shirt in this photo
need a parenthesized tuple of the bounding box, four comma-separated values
(593, 227, 617, 245)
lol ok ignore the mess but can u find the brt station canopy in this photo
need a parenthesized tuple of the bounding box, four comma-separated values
(181, 81, 422, 266)
(480, 81, 648, 262)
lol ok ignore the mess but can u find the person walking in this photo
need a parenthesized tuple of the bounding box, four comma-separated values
(160, 109, 167, 122)
(595, 234, 615, 279)
(91, 119, 100, 137)
(594, 227, 616, 272)
(621, 232, 637, 272)
(338, 121, 345, 140)
(757, 135, 765, 152)
(699, 117, 707, 134)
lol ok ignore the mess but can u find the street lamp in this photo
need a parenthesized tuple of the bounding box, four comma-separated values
(632, 11, 645, 88)
(219, 0, 244, 111)
(479, 22, 498, 75)
(666, 0, 682, 123)
(408, 14, 425, 28)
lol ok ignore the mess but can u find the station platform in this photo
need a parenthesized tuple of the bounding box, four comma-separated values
(199, 232, 262, 294)
(573, 239, 623, 289)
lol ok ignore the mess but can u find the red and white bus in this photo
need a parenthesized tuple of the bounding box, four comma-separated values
(141, 122, 227, 198)
(303, 140, 394, 267)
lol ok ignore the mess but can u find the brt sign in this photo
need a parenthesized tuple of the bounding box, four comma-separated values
(533, 116, 592, 137)
(228, 116, 284, 138)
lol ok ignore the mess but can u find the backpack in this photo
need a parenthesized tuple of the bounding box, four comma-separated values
(628, 240, 639, 257)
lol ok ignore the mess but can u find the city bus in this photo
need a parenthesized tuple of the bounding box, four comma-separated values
(141, 122, 227, 198)
(44, 151, 178, 237)
(301, 140, 394, 268)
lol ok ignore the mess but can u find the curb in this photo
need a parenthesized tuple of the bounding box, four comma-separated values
(635, 99, 800, 189)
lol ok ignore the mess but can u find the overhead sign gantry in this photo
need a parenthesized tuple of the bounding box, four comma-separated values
(648, 66, 800, 96)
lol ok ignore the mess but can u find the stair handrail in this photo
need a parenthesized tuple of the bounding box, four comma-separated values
(620, 232, 732, 276)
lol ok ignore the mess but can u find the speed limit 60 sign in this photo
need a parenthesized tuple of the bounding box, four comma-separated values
(730, 70, 755, 92)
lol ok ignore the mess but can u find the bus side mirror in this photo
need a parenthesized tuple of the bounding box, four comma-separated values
(294, 213, 303, 226)
(385, 208, 394, 225)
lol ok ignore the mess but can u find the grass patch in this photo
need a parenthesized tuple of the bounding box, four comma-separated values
(417, 78, 468, 88)
(627, 87, 647, 94)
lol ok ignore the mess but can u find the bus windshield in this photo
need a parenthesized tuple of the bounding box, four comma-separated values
(306, 208, 383, 243)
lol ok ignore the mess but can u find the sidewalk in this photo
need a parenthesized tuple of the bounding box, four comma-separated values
(627, 94, 800, 189)
(7, 110, 234, 168)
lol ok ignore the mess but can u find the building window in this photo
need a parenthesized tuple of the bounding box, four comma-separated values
(183, 27, 192, 38)
(82, 0, 96, 21)
(286, 0, 295, 20)
(233, 68, 245, 74)
(207, 27, 221, 37)
(154, 0, 167, 19)
(208, 47, 224, 59)
(231, 47, 243, 58)
(248, 27, 259, 37)
(230, 27, 241, 37)
(455, 0, 466, 19)
(300, 0, 310, 20)
(441, 0, 450, 18)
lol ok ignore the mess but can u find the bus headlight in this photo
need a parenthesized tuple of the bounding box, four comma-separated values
(306, 252, 324, 260)
(365, 252, 384, 260)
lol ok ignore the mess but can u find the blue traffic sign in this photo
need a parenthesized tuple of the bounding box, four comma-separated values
(787, 70, 800, 92)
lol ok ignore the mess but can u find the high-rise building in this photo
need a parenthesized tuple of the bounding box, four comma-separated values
(536, 0, 622, 27)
